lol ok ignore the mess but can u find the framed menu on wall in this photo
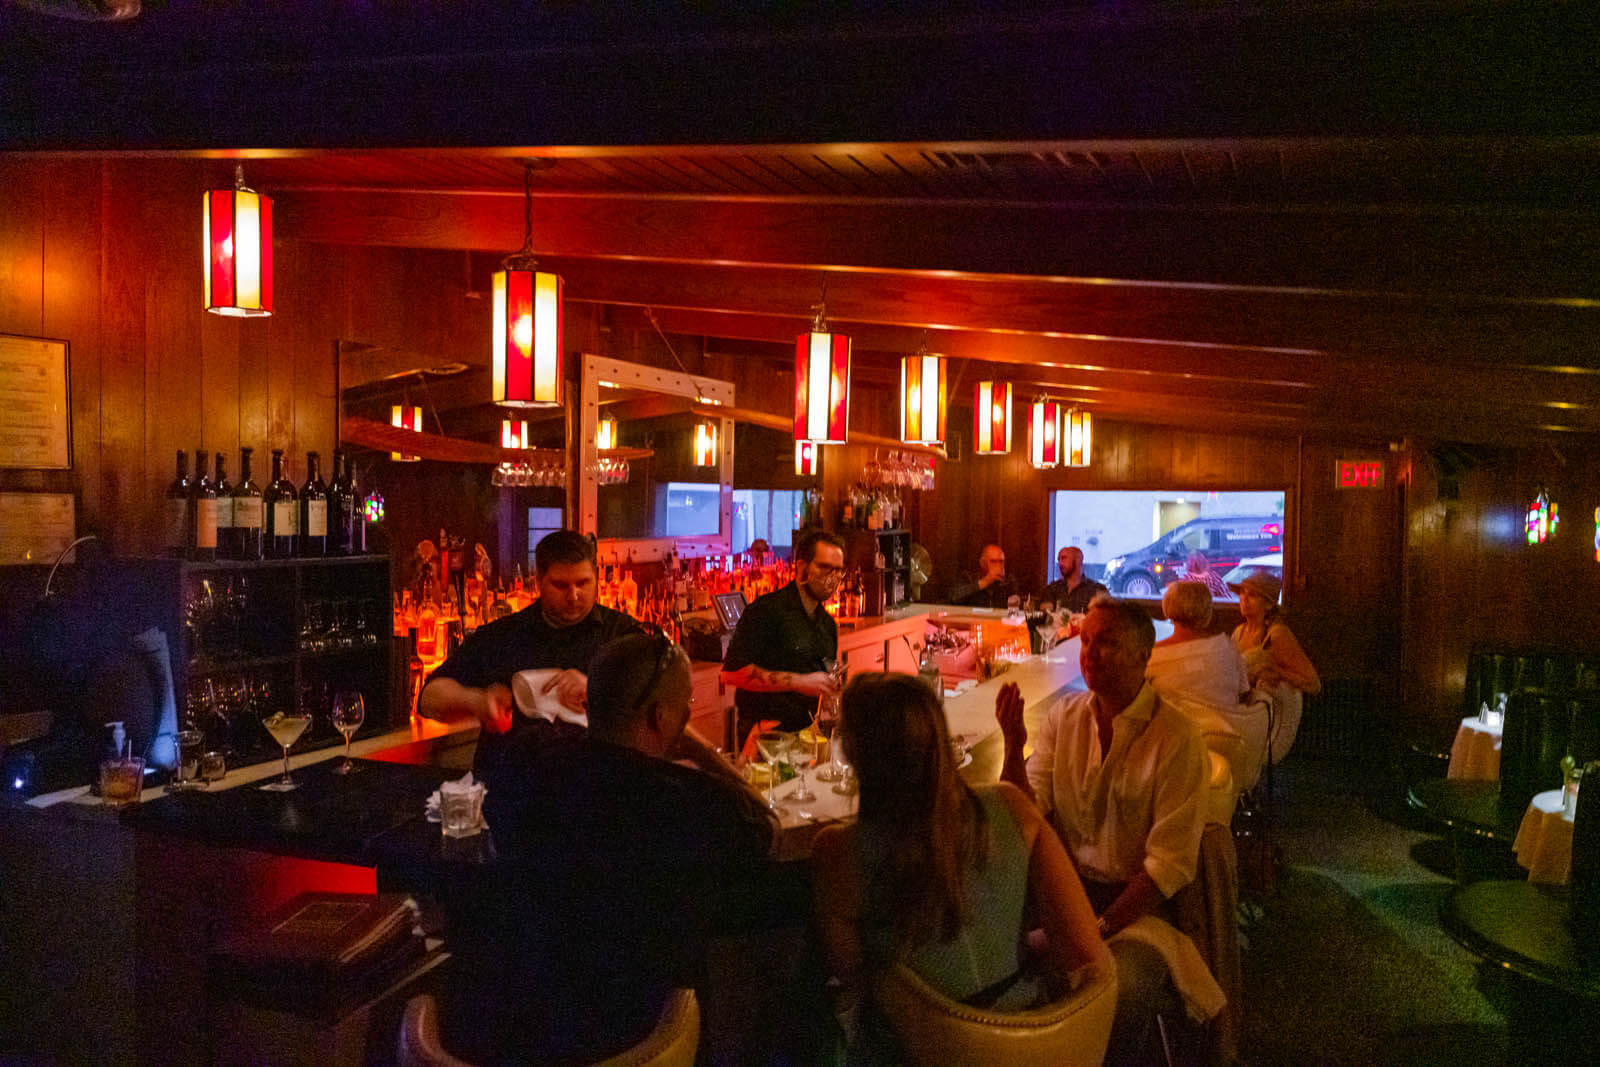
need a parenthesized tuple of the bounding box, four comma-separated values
(0, 334, 71, 469)
(0, 492, 77, 565)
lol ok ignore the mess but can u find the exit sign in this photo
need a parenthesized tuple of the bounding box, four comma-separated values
(1336, 460, 1385, 489)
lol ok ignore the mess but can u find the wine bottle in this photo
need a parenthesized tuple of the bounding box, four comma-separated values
(164, 450, 191, 557)
(346, 457, 367, 554)
(232, 447, 264, 561)
(264, 449, 298, 558)
(327, 448, 351, 555)
(190, 449, 218, 561)
(212, 452, 234, 560)
(299, 450, 328, 556)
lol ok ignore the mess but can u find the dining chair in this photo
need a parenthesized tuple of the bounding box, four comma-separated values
(1171, 822, 1244, 1067)
(397, 988, 700, 1067)
(872, 956, 1117, 1067)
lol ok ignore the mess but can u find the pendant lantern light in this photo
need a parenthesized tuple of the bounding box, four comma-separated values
(693, 420, 719, 467)
(390, 405, 422, 462)
(1029, 399, 1061, 469)
(900, 340, 947, 445)
(500, 419, 528, 450)
(1064, 407, 1093, 468)
(795, 440, 819, 477)
(492, 162, 564, 408)
(596, 414, 618, 452)
(794, 296, 851, 444)
(203, 165, 273, 317)
(973, 381, 1012, 455)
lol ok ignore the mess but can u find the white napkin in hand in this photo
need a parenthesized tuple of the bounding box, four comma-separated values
(511, 669, 588, 727)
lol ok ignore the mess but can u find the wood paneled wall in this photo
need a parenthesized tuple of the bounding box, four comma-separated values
(2, 154, 1483, 740)
(1399, 442, 1600, 734)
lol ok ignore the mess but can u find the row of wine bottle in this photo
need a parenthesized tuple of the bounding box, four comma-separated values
(164, 447, 370, 560)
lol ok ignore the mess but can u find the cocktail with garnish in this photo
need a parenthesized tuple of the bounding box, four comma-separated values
(260, 710, 311, 791)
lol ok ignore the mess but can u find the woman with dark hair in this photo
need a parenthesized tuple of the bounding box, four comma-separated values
(812, 673, 1109, 1059)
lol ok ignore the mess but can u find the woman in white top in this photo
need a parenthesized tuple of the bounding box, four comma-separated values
(1230, 569, 1320, 763)
(1147, 580, 1249, 710)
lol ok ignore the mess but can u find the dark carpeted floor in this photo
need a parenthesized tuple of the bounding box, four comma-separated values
(1238, 752, 1512, 1066)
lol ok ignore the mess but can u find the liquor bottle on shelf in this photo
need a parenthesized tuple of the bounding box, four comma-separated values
(327, 449, 351, 555)
(212, 452, 234, 559)
(405, 630, 425, 722)
(165, 450, 191, 557)
(232, 447, 264, 561)
(299, 450, 329, 557)
(415, 578, 440, 660)
(619, 556, 639, 618)
(190, 449, 218, 561)
(263, 449, 299, 558)
(345, 456, 367, 554)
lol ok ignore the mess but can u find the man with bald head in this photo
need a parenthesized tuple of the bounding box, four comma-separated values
(464, 633, 776, 1063)
(1041, 545, 1107, 615)
(954, 541, 1022, 608)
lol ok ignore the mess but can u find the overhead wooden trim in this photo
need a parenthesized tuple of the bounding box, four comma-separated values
(690, 402, 946, 459)
(340, 416, 651, 464)
(274, 185, 1600, 299)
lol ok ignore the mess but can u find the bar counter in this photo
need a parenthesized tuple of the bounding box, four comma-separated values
(0, 608, 1124, 1063)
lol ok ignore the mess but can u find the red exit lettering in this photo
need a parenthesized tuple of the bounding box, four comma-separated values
(1337, 460, 1385, 489)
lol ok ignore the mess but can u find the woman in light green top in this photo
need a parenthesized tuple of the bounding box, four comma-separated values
(813, 674, 1109, 1060)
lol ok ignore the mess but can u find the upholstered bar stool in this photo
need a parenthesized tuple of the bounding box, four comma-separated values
(873, 957, 1117, 1067)
(397, 989, 700, 1067)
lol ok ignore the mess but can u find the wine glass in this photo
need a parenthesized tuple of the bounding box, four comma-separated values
(755, 730, 790, 812)
(330, 691, 365, 775)
(814, 694, 842, 782)
(787, 730, 816, 804)
(259, 704, 311, 792)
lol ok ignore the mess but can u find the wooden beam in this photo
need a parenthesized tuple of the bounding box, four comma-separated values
(340, 415, 650, 464)
(275, 186, 1600, 299)
(688, 402, 946, 459)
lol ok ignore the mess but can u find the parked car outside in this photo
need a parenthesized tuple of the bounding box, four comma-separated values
(1102, 516, 1283, 597)
(1221, 552, 1284, 598)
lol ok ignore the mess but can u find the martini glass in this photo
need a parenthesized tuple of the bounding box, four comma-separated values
(260, 709, 311, 791)
(755, 731, 789, 812)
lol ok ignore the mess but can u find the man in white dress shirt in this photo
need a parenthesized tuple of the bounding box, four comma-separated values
(998, 597, 1209, 1063)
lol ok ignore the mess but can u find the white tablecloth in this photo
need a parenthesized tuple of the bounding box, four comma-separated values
(1512, 788, 1575, 885)
(1447, 715, 1502, 781)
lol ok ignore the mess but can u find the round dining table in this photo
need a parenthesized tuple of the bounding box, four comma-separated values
(1512, 787, 1576, 885)
(1447, 714, 1502, 781)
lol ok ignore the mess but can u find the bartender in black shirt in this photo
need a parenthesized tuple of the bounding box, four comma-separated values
(419, 529, 641, 782)
(721, 529, 845, 746)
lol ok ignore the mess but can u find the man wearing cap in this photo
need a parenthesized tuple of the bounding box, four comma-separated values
(997, 597, 1210, 1064)
(1041, 545, 1108, 615)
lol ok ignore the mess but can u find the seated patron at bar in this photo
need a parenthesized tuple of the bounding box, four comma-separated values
(998, 598, 1210, 1064)
(721, 529, 845, 745)
(813, 673, 1110, 1061)
(953, 542, 1023, 609)
(1040, 546, 1108, 615)
(417, 529, 640, 782)
(458, 633, 776, 1064)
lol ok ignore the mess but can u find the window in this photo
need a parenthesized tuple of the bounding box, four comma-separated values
(527, 506, 564, 569)
(732, 489, 803, 556)
(659, 482, 721, 537)
(1048, 490, 1286, 599)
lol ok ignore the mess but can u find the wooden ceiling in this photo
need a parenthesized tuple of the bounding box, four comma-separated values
(4, 2, 1598, 446)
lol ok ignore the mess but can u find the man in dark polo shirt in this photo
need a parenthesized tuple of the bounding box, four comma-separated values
(457, 632, 777, 1064)
(418, 529, 640, 783)
(721, 529, 845, 746)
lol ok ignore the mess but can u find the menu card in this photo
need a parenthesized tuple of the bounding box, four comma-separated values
(0, 335, 70, 469)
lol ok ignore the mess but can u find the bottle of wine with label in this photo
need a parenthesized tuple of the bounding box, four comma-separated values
(327, 448, 351, 555)
(232, 447, 264, 561)
(165, 450, 191, 557)
(190, 449, 218, 561)
(212, 451, 235, 559)
(264, 449, 299, 559)
(299, 450, 329, 557)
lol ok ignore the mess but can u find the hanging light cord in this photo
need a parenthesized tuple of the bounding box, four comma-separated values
(644, 307, 711, 404)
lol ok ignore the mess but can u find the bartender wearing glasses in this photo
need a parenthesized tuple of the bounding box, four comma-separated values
(722, 529, 846, 747)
